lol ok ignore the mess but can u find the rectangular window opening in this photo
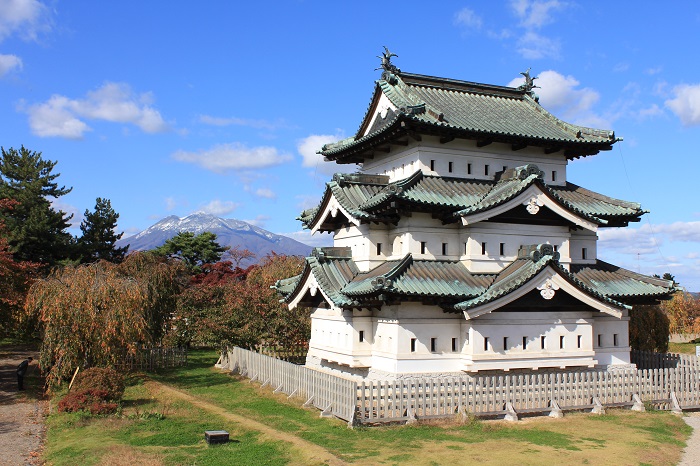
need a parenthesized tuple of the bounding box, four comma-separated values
(481, 242, 487, 255)
(500, 243, 505, 256)
(503, 336, 508, 351)
(484, 164, 490, 176)
(582, 247, 588, 260)
(577, 335, 582, 348)
(597, 334, 602, 347)
(376, 243, 382, 255)
(522, 336, 528, 350)
(421, 241, 427, 254)
(484, 337, 490, 352)
(559, 335, 565, 349)
(467, 163, 472, 175)
(448, 161, 453, 173)
(613, 334, 619, 347)
(430, 159, 435, 171)
(359, 330, 365, 343)
(431, 337, 437, 353)
(464, 242, 468, 254)
(411, 338, 417, 353)
(452, 337, 458, 352)
(442, 243, 448, 255)
(540, 335, 546, 349)
(552, 170, 557, 182)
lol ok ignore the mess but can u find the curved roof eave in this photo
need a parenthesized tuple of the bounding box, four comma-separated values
(452, 257, 630, 319)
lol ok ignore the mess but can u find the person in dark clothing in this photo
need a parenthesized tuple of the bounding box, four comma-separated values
(17, 357, 33, 391)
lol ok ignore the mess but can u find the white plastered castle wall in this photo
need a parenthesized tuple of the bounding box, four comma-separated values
(361, 137, 568, 185)
(305, 300, 628, 375)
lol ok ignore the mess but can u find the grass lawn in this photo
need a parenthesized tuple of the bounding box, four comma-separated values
(42, 349, 693, 465)
(668, 340, 699, 355)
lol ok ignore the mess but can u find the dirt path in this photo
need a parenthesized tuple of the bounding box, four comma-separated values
(146, 380, 346, 466)
(679, 412, 700, 466)
(0, 346, 46, 466)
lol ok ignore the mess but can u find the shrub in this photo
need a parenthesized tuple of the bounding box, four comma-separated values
(57, 389, 118, 415)
(72, 367, 125, 401)
(630, 304, 670, 352)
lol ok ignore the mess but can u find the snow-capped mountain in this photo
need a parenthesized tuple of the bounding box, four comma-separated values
(116, 213, 312, 263)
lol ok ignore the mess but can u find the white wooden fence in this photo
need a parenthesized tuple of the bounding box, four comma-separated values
(117, 347, 188, 372)
(221, 347, 356, 421)
(222, 347, 700, 425)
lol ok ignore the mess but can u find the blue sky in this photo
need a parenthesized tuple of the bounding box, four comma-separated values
(1, 1, 699, 291)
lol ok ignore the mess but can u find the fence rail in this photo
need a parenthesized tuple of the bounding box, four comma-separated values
(116, 347, 188, 372)
(221, 347, 356, 421)
(222, 347, 700, 425)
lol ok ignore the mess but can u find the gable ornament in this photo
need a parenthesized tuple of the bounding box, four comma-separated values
(537, 279, 559, 300)
(525, 196, 543, 214)
(309, 279, 319, 297)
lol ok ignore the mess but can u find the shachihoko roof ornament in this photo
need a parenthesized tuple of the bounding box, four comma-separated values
(518, 68, 540, 102)
(376, 46, 400, 83)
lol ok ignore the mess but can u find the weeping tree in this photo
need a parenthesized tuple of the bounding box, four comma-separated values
(24, 252, 185, 390)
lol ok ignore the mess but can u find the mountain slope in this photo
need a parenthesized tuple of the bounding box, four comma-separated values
(117, 213, 312, 263)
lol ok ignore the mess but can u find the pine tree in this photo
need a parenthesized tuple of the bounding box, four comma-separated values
(154, 231, 229, 273)
(0, 146, 74, 266)
(77, 197, 129, 263)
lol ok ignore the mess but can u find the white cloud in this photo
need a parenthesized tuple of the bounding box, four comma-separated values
(0, 53, 21, 76)
(50, 198, 80, 229)
(511, 0, 565, 28)
(244, 214, 270, 227)
(26, 82, 169, 138)
(510, 70, 603, 125)
(597, 226, 662, 256)
(645, 66, 663, 75)
(172, 143, 292, 173)
(516, 31, 560, 60)
(508, 1, 567, 60)
(613, 62, 629, 73)
(598, 221, 700, 291)
(454, 7, 482, 30)
(636, 104, 664, 119)
(0, 0, 50, 43)
(296, 194, 321, 211)
(198, 199, 240, 216)
(281, 230, 334, 248)
(27, 95, 91, 139)
(164, 197, 178, 211)
(254, 188, 276, 199)
(665, 83, 700, 126)
(198, 114, 288, 131)
(297, 132, 357, 177)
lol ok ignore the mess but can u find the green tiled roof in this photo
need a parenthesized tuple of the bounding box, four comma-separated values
(276, 247, 359, 308)
(342, 255, 492, 299)
(570, 260, 675, 301)
(322, 72, 617, 162)
(450, 247, 631, 312)
(275, 245, 673, 312)
(300, 166, 644, 231)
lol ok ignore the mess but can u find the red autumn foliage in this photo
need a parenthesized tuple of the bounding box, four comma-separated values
(57, 389, 118, 415)
(165, 253, 310, 351)
(71, 367, 125, 401)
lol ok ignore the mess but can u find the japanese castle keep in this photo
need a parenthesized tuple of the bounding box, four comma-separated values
(275, 50, 675, 378)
